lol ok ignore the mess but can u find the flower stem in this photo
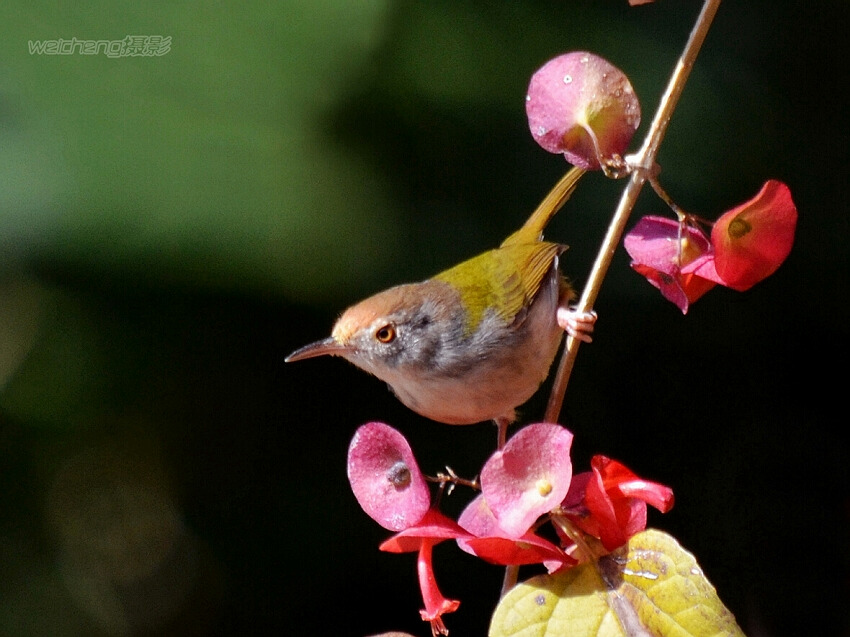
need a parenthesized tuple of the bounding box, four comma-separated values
(544, 0, 722, 423)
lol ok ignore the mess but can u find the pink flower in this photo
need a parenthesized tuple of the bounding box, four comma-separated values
(480, 423, 574, 538)
(380, 509, 471, 636)
(526, 51, 641, 170)
(624, 215, 716, 313)
(347, 422, 430, 531)
(685, 180, 797, 291)
(562, 456, 674, 551)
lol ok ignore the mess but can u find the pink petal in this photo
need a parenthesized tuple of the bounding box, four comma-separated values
(347, 422, 430, 531)
(624, 216, 711, 273)
(625, 216, 716, 313)
(457, 494, 503, 540)
(526, 52, 640, 169)
(481, 423, 573, 538)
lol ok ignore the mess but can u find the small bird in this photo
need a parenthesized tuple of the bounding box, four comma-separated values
(287, 166, 595, 430)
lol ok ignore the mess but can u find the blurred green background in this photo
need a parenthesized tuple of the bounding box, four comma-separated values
(0, 1, 847, 635)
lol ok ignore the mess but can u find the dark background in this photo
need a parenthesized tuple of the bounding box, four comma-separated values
(0, 1, 847, 636)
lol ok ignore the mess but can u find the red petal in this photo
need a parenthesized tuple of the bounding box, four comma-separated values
(380, 509, 471, 553)
(462, 533, 573, 572)
(582, 456, 674, 550)
(583, 461, 627, 550)
(416, 540, 460, 633)
(711, 180, 797, 290)
(615, 479, 675, 513)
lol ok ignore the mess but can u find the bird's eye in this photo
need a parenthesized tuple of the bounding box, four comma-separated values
(375, 324, 396, 343)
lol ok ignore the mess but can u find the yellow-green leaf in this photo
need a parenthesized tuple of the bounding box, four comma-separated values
(490, 529, 745, 637)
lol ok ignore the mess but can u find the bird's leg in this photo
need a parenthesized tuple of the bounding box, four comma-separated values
(557, 307, 597, 343)
(494, 415, 512, 449)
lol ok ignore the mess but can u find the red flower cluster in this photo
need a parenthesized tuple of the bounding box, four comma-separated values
(347, 422, 673, 636)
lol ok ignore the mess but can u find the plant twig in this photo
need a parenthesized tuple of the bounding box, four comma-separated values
(544, 0, 723, 423)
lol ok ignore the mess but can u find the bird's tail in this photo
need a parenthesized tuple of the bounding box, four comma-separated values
(501, 165, 586, 247)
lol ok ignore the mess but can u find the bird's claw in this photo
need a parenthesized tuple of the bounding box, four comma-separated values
(557, 307, 597, 343)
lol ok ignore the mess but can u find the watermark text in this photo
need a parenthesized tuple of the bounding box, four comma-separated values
(28, 36, 171, 58)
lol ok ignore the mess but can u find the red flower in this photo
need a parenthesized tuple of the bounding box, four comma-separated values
(685, 180, 797, 291)
(380, 509, 471, 636)
(562, 456, 674, 551)
(624, 215, 716, 313)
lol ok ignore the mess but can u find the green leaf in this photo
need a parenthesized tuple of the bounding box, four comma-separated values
(490, 529, 745, 637)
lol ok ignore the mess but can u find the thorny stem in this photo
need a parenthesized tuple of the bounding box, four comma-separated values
(544, 0, 723, 423)
(428, 467, 479, 494)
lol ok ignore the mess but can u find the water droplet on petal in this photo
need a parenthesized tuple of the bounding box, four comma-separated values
(562, 74, 572, 85)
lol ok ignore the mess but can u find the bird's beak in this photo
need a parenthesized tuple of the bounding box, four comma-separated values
(285, 337, 349, 362)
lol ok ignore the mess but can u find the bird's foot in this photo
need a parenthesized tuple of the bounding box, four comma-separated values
(557, 307, 597, 343)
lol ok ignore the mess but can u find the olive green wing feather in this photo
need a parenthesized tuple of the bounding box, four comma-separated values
(434, 241, 564, 335)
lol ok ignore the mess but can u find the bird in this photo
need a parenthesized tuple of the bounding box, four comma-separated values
(286, 166, 595, 434)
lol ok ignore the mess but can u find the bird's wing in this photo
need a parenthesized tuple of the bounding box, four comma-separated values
(492, 241, 565, 325)
(435, 241, 564, 335)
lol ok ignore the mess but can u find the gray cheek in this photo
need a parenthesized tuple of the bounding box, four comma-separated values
(419, 311, 503, 378)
